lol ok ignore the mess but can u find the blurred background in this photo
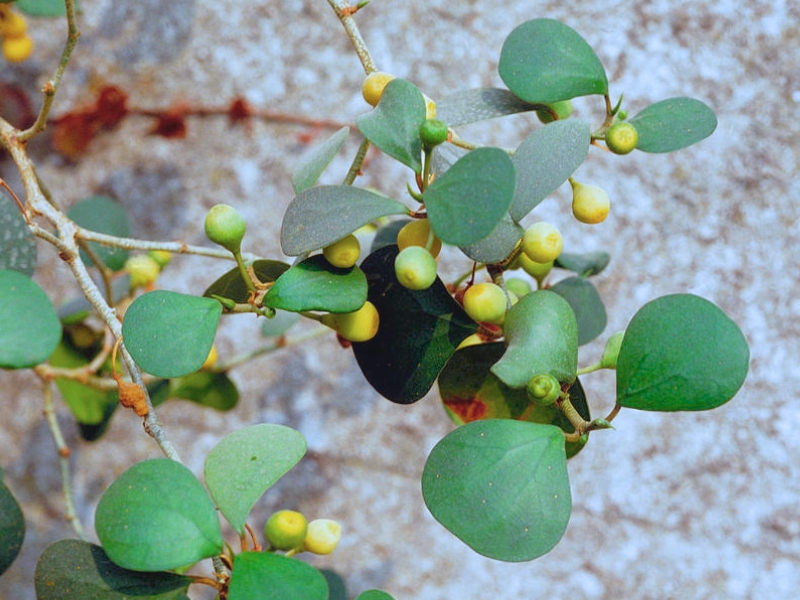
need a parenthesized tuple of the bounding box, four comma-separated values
(1, 0, 798, 598)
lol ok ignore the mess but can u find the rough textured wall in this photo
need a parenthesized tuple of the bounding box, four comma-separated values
(1, 0, 798, 598)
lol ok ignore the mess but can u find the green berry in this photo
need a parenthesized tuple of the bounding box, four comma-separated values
(419, 118, 448, 149)
(521, 222, 563, 264)
(394, 246, 437, 290)
(526, 373, 561, 405)
(124, 255, 161, 289)
(321, 301, 379, 342)
(605, 121, 639, 155)
(515, 254, 554, 284)
(571, 180, 610, 224)
(323, 234, 360, 269)
(204, 204, 246, 253)
(265, 510, 308, 551)
(505, 277, 532, 298)
(535, 100, 573, 124)
(462, 282, 507, 325)
(302, 519, 341, 555)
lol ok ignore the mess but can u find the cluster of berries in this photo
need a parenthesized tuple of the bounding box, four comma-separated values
(0, 3, 33, 63)
(264, 510, 342, 556)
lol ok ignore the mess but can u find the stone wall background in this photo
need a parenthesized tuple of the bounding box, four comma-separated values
(1, 0, 798, 598)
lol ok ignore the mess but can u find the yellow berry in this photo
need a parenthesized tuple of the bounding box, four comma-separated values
(322, 234, 360, 269)
(321, 301, 379, 342)
(2, 35, 32, 63)
(147, 250, 172, 269)
(605, 121, 639, 155)
(124, 255, 161, 289)
(0, 10, 27, 38)
(302, 519, 341, 555)
(521, 222, 563, 263)
(515, 254, 553, 285)
(362, 72, 395, 106)
(571, 181, 610, 224)
(201, 345, 218, 370)
(265, 510, 308, 551)
(462, 282, 507, 325)
(396, 219, 441, 258)
(394, 246, 437, 290)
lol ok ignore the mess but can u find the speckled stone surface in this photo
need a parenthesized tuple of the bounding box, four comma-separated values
(1, 1, 798, 598)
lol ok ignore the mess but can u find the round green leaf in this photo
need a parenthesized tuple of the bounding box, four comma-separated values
(510, 119, 591, 221)
(459, 213, 523, 264)
(555, 251, 610, 276)
(204, 424, 306, 534)
(50, 341, 118, 424)
(203, 259, 289, 304)
(0, 191, 36, 276)
(122, 290, 221, 378)
(422, 419, 571, 562)
(0, 269, 61, 368)
(550, 276, 607, 345)
(616, 294, 749, 411)
(280, 185, 409, 256)
(264, 254, 367, 313)
(169, 371, 239, 411)
(491, 290, 578, 388)
(292, 126, 350, 194)
(424, 147, 516, 246)
(356, 78, 426, 173)
(34, 540, 191, 600)
(228, 552, 328, 600)
(0, 475, 24, 576)
(67, 195, 131, 272)
(629, 97, 717, 153)
(499, 18, 608, 103)
(435, 87, 539, 127)
(95, 459, 223, 571)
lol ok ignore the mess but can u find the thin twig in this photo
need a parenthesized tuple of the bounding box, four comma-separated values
(326, 0, 376, 74)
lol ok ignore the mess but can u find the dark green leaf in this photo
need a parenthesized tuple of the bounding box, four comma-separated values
(0, 269, 61, 368)
(629, 97, 717, 153)
(264, 254, 367, 313)
(370, 218, 410, 253)
(204, 424, 306, 534)
(550, 276, 607, 345)
(459, 213, 523, 264)
(67, 195, 131, 272)
(228, 552, 328, 600)
(95, 459, 223, 571)
(353, 245, 478, 404)
(499, 18, 608, 103)
(34, 540, 191, 600)
(122, 290, 221, 378)
(292, 126, 350, 194)
(424, 147, 516, 246)
(50, 341, 118, 425)
(281, 185, 408, 256)
(203, 260, 289, 304)
(356, 78, 426, 173)
(555, 251, 610, 276)
(617, 294, 749, 411)
(321, 569, 349, 600)
(510, 120, 591, 221)
(356, 592, 395, 600)
(435, 88, 539, 126)
(0, 191, 36, 276)
(491, 290, 578, 388)
(169, 371, 239, 411)
(422, 419, 571, 561)
(0, 475, 24, 576)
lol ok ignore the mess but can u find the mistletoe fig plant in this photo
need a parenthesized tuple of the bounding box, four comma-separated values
(0, 2, 749, 597)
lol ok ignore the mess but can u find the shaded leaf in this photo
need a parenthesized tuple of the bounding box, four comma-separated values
(0, 474, 24, 577)
(629, 97, 717, 153)
(228, 552, 328, 600)
(550, 276, 607, 345)
(203, 260, 289, 304)
(292, 126, 350, 194)
(0, 191, 36, 276)
(50, 341, 118, 425)
(459, 213, 523, 264)
(356, 592, 395, 600)
(169, 371, 239, 411)
(67, 195, 131, 272)
(435, 87, 539, 126)
(555, 251, 610, 276)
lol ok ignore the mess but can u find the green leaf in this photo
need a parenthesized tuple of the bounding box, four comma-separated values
(228, 552, 328, 600)
(352, 245, 477, 404)
(510, 120, 591, 221)
(550, 276, 607, 345)
(435, 88, 539, 127)
(629, 97, 717, 153)
(67, 195, 131, 272)
(0, 269, 61, 368)
(0, 191, 36, 276)
(203, 259, 289, 304)
(264, 254, 367, 313)
(356, 592, 396, 600)
(281, 185, 408, 256)
(424, 147, 516, 246)
(292, 126, 350, 194)
(95, 459, 223, 571)
(459, 213, 523, 264)
(17, 0, 80, 17)
(169, 371, 239, 411)
(356, 78, 426, 173)
(0, 474, 24, 576)
(50, 341, 118, 424)
(122, 290, 221, 378)
(321, 569, 349, 600)
(499, 18, 608, 103)
(370, 218, 409, 253)
(34, 540, 191, 600)
(616, 294, 749, 411)
(204, 424, 306, 534)
(422, 419, 571, 561)
(555, 251, 610, 276)
(491, 290, 578, 388)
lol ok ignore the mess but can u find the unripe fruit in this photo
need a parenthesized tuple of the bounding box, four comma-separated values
(462, 282, 507, 325)
(394, 246, 437, 290)
(124, 255, 161, 289)
(605, 121, 638, 155)
(396, 219, 441, 258)
(2, 34, 32, 63)
(302, 519, 341, 555)
(265, 510, 308, 551)
(419, 118, 448, 149)
(322, 234, 360, 269)
(321, 301, 379, 342)
(201, 344, 218, 370)
(571, 180, 610, 225)
(204, 204, 246, 253)
(526, 373, 561, 406)
(515, 254, 554, 284)
(505, 277, 532, 298)
(535, 100, 573, 124)
(147, 250, 172, 268)
(362, 71, 395, 106)
(0, 10, 27, 38)
(521, 222, 563, 263)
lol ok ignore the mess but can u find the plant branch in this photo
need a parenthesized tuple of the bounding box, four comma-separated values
(327, 0, 376, 74)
